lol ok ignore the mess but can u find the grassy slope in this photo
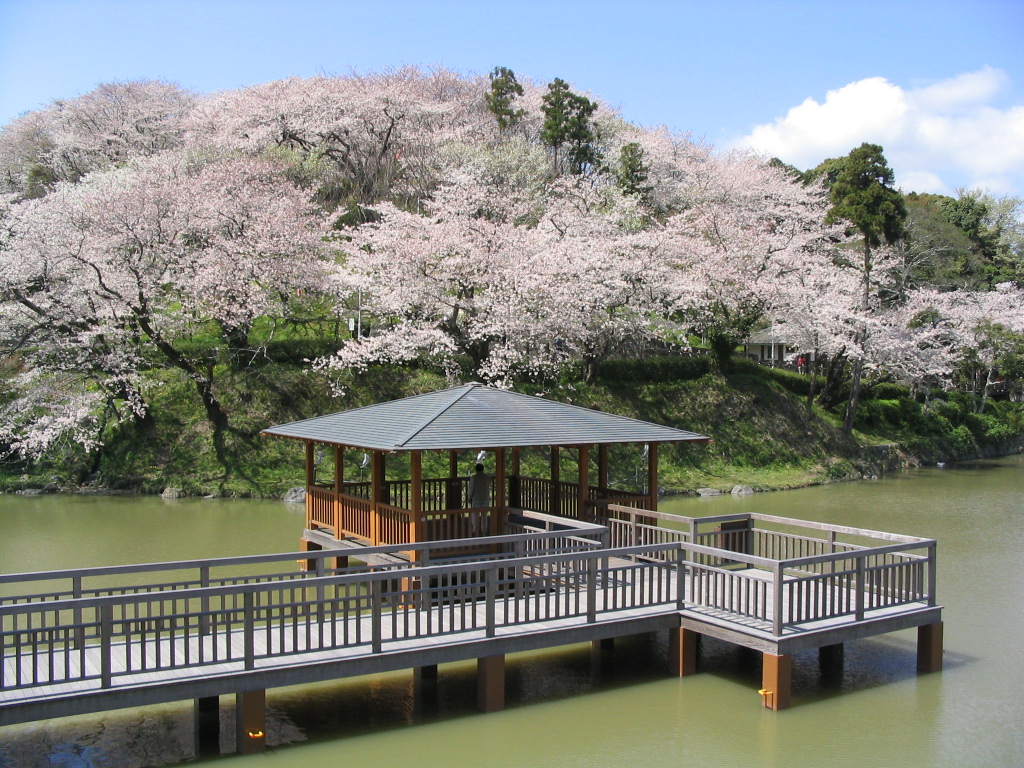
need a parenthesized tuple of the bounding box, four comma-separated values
(2, 360, 1018, 497)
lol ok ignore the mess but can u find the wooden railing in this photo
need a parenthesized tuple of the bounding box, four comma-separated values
(513, 478, 648, 519)
(310, 475, 644, 545)
(339, 494, 373, 540)
(0, 530, 604, 609)
(0, 514, 937, 694)
(307, 486, 336, 534)
(0, 542, 676, 692)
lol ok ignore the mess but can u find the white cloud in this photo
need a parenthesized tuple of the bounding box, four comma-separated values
(733, 67, 1024, 197)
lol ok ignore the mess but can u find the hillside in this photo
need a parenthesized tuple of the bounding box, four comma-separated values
(3, 357, 1019, 498)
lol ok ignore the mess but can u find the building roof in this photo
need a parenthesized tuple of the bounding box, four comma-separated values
(745, 325, 815, 349)
(261, 382, 710, 451)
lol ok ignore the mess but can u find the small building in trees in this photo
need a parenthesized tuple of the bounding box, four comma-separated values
(742, 327, 796, 366)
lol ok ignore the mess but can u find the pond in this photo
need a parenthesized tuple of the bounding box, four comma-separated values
(1, 455, 1022, 767)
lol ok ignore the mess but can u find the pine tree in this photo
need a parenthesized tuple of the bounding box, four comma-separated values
(484, 67, 525, 133)
(540, 78, 600, 175)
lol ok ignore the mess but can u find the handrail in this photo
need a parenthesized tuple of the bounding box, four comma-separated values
(0, 542, 678, 618)
(0, 535, 937, 694)
(0, 529, 606, 606)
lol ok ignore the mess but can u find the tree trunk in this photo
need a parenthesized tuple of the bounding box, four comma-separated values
(817, 351, 847, 409)
(843, 357, 864, 436)
(137, 315, 232, 467)
(807, 352, 819, 408)
(709, 333, 737, 374)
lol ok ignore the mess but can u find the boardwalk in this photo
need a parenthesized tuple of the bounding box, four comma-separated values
(1, 509, 943, 752)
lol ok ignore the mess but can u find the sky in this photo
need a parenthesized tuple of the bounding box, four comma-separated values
(1, 0, 1023, 197)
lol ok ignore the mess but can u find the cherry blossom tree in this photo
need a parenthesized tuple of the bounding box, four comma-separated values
(941, 283, 1024, 412)
(318, 160, 683, 387)
(664, 149, 845, 372)
(0, 152, 330, 463)
(189, 68, 492, 208)
(0, 80, 196, 196)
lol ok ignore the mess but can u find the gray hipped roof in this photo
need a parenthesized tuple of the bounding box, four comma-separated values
(262, 382, 710, 451)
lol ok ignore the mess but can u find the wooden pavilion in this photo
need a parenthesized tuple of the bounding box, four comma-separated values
(262, 382, 710, 558)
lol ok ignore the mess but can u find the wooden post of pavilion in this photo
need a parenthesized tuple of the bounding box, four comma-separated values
(597, 444, 609, 491)
(333, 444, 344, 540)
(371, 450, 385, 545)
(646, 442, 659, 511)
(299, 441, 320, 570)
(550, 447, 560, 516)
(493, 447, 506, 536)
(446, 450, 460, 510)
(577, 445, 590, 521)
(508, 447, 521, 507)
(410, 451, 423, 559)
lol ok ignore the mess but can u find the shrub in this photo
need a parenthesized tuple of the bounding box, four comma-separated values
(868, 382, 912, 400)
(598, 355, 711, 383)
(949, 425, 975, 452)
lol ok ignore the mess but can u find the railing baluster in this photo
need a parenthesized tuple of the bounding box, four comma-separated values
(99, 604, 113, 688)
(371, 580, 383, 654)
(243, 591, 255, 670)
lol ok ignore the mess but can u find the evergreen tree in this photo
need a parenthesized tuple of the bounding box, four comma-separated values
(484, 66, 525, 133)
(823, 143, 907, 435)
(616, 142, 653, 201)
(540, 78, 600, 175)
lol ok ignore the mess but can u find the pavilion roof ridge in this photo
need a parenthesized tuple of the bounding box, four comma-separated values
(391, 382, 481, 448)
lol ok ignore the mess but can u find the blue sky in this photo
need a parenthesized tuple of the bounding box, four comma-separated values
(2, 0, 1022, 196)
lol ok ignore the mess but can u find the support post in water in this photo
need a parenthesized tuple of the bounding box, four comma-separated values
(668, 627, 699, 677)
(760, 652, 792, 710)
(194, 696, 220, 757)
(917, 621, 944, 673)
(235, 690, 267, 755)
(477, 654, 505, 712)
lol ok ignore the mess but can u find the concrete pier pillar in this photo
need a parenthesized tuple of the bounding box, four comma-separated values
(235, 689, 267, 755)
(668, 627, 699, 676)
(761, 652, 792, 710)
(917, 621, 944, 673)
(818, 643, 845, 681)
(413, 664, 439, 714)
(193, 696, 220, 757)
(477, 654, 505, 712)
(415, 664, 438, 682)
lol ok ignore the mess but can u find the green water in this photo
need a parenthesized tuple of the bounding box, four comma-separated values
(1, 457, 1023, 768)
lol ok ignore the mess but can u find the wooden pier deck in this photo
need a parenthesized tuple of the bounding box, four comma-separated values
(1, 510, 943, 750)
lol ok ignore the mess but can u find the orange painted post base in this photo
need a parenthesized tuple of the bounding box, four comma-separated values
(917, 621, 944, 673)
(760, 653, 792, 710)
(235, 690, 267, 755)
(298, 539, 320, 572)
(477, 655, 505, 712)
(668, 627, 699, 677)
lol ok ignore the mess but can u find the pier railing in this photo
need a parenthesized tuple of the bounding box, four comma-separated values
(0, 542, 677, 693)
(0, 510, 937, 695)
(605, 505, 937, 633)
(0, 529, 604, 609)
